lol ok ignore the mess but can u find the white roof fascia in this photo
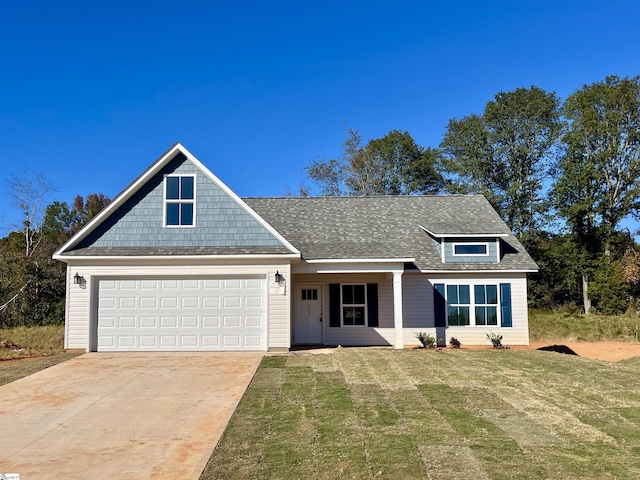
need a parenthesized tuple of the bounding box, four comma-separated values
(54, 143, 300, 257)
(304, 258, 415, 264)
(420, 268, 538, 274)
(54, 253, 301, 262)
(417, 224, 509, 238)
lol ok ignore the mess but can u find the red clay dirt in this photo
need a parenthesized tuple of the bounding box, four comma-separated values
(528, 341, 640, 362)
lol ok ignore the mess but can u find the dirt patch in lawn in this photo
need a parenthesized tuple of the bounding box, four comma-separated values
(528, 341, 640, 362)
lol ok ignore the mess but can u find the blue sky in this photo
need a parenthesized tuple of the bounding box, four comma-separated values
(1, 0, 639, 232)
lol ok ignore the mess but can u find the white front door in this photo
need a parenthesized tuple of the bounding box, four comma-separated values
(295, 284, 323, 344)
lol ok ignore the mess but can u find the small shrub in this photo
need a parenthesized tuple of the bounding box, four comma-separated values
(414, 331, 437, 349)
(486, 331, 503, 348)
(449, 337, 461, 348)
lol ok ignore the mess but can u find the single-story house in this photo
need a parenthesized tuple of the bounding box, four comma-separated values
(54, 143, 538, 352)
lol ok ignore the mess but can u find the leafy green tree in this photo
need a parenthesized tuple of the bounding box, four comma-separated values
(305, 126, 445, 196)
(553, 75, 640, 313)
(71, 193, 111, 232)
(441, 86, 562, 236)
(554, 75, 640, 257)
(521, 231, 580, 308)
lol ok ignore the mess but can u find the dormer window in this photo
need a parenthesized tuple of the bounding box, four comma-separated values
(164, 175, 195, 227)
(452, 243, 489, 256)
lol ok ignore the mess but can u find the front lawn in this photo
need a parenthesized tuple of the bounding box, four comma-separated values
(0, 353, 79, 387)
(0, 324, 65, 360)
(202, 348, 640, 480)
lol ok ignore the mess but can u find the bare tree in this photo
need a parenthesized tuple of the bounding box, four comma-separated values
(7, 173, 57, 258)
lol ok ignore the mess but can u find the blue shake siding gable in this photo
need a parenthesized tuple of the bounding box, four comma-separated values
(76, 153, 284, 249)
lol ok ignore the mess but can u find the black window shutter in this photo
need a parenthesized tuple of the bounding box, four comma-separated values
(500, 283, 512, 327)
(434, 283, 446, 328)
(329, 283, 341, 327)
(367, 283, 378, 327)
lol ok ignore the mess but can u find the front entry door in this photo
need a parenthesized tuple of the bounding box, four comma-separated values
(295, 284, 323, 344)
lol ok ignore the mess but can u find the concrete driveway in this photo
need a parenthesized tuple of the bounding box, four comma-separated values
(0, 352, 263, 479)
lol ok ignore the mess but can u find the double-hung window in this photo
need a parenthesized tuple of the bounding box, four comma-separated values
(165, 175, 195, 227)
(474, 285, 498, 326)
(447, 284, 470, 326)
(342, 284, 367, 326)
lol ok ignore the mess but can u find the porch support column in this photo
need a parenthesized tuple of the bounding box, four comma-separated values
(393, 271, 404, 349)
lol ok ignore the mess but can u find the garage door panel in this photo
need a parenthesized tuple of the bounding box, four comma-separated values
(140, 298, 158, 309)
(140, 316, 157, 328)
(97, 278, 266, 351)
(182, 297, 200, 308)
(203, 316, 220, 327)
(181, 336, 198, 347)
(118, 336, 136, 347)
(160, 316, 178, 328)
(181, 316, 198, 328)
(139, 336, 157, 347)
(118, 316, 136, 328)
(202, 336, 220, 347)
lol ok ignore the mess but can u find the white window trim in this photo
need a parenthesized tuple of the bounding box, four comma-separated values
(444, 282, 503, 327)
(341, 283, 368, 327)
(473, 285, 499, 327)
(163, 174, 197, 228)
(446, 284, 471, 327)
(451, 242, 490, 257)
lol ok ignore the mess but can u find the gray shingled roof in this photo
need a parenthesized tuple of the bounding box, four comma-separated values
(244, 195, 538, 271)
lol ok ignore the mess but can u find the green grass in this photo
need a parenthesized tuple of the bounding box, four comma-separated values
(529, 309, 640, 342)
(0, 324, 65, 360)
(202, 348, 640, 480)
(0, 352, 79, 387)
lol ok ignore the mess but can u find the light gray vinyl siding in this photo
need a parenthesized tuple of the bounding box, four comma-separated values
(291, 271, 529, 348)
(75, 154, 284, 249)
(402, 273, 435, 329)
(64, 261, 291, 352)
(424, 272, 529, 346)
(443, 238, 499, 263)
(292, 273, 394, 347)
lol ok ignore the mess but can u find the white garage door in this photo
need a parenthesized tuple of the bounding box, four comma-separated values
(97, 277, 266, 351)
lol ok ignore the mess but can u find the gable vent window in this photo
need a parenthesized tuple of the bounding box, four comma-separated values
(453, 243, 488, 256)
(164, 175, 195, 227)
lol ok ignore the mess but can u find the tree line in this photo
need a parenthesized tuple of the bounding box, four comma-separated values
(305, 75, 640, 315)
(0, 183, 110, 327)
(1, 74, 638, 326)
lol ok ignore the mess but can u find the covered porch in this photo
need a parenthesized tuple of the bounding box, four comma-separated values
(290, 260, 432, 349)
